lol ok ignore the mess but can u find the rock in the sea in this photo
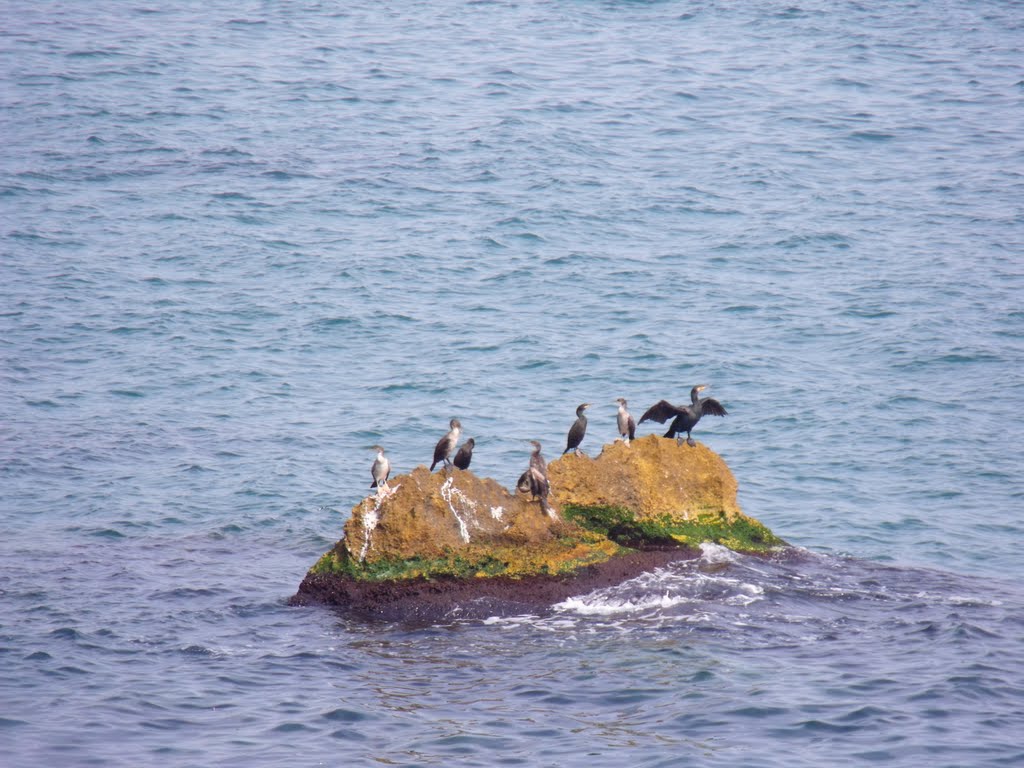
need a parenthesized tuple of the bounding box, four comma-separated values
(291, 435, 784, 618)
(308, 465, 620, 583)
(550, 435, 781, 552)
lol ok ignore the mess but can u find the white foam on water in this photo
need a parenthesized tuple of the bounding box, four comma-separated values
(917, 591, 1003, 608)
(549, 557, 770, 617)
(698, 541, 740, 563)
(555, 592, 696, 615)
(725, 592, 762, 607)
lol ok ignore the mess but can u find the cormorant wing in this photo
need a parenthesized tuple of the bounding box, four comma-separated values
(565, 418, 586, 452)
(627, 414, 636, 440)
(638, 400, 684, 424)
(516, 470, 531, 493)
(528, 466, 550, 496)
(699, 397, 728, 417)
(431, 436, 449, 469)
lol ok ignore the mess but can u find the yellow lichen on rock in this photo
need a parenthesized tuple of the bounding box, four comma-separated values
(333, 465, 615, 580)
(548, 434, 742, 523)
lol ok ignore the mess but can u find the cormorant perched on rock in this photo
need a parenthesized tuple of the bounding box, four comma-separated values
(639, 385, 727, 446)
(453, 437, 475, 470)
(528, 439, 547, 477)
(563, 403, 591, 455)
(430, 418, 462, 471)
(615, 398, 636, 445)
(369, 445, 391, 495)
(517, 440, 555, 517)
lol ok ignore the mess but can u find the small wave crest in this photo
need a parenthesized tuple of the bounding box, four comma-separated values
(698, 541, 740, 564)
(553, 555, 766, 620)
(556, 591, 695, 616)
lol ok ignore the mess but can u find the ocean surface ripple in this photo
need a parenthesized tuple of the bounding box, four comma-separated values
(2, 1, 1022, 766)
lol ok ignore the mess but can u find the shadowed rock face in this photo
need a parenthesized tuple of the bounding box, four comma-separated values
(290, 548, 701, 622)
(292, 435, 783, 617)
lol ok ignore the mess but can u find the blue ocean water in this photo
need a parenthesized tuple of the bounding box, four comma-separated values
(2, 1, 1023, 765)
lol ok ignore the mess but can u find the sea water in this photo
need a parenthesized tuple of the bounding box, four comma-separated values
(2, 1, 1023, 765)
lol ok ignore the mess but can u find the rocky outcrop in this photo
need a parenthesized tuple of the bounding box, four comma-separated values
(550, 436, 779, 551)
(291, 435, 784, 618)
(307, 465, 620, 583)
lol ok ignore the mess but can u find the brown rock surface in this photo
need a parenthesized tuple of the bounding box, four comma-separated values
(548, 434, 742, 522)
(318, 465, 620, 583)
(345, 466, 565, 566)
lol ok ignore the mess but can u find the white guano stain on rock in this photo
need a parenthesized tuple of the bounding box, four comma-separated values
(358, 483, 400, 562)
(439, 476, 473, 543)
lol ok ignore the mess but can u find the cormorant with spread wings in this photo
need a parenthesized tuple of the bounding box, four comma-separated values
(639, 385, 727, 446)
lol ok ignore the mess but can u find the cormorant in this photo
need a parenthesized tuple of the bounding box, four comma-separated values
(453, 437, 475, 470)
(563, 403, 591, 455)
(430, 418, 462, 471)
(369, 445, 390, 495)
(615, 397, 636, 444)
(518, 440, 555, 517)
(639, 385, 727, 446)
(528, 438, 547, 477)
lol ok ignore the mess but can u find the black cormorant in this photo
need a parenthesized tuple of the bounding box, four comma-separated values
(563, 403, 591, 455)
(453, 437, 475, 470)
(615, 397, 636, 444)
(639, 385, 727, 446)
(430, 418, 462, 471)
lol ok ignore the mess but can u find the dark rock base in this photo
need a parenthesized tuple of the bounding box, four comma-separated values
(289, 548, 701, 622)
